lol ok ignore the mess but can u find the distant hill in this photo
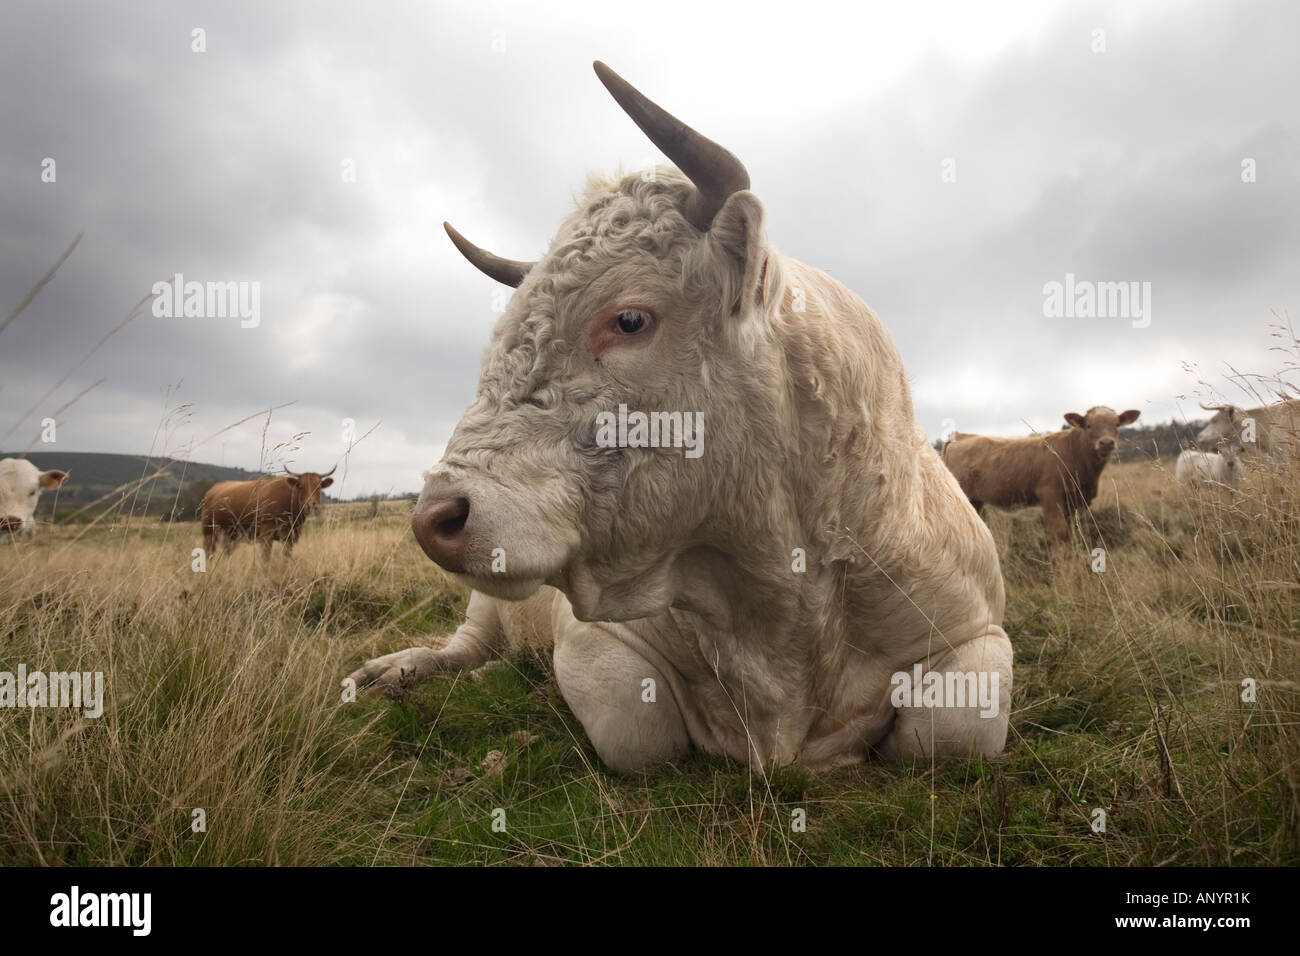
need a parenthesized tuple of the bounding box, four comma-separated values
(1116, 418, 1207, 461)
(0, 451, 266, 520)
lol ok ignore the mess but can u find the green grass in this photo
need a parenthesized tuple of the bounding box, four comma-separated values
(1, 465, 1297, 866)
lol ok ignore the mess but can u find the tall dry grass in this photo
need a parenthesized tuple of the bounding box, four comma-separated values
(1, 452, 1296, 864)
(983, 451, 1300, 862)
(0, 504, 472, 864)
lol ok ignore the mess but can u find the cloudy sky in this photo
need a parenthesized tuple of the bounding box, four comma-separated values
(1, 0, 1296, 496)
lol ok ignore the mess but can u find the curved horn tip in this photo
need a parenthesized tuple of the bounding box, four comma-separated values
(443, 221, 534, 289)
(591, 60, 750, 232)
(321, 464, 338, 477)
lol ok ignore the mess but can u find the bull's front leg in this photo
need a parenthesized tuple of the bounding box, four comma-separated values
(551, 613, 690, 773)
(348, 589, 510, 691)
(877, 627, 1013, 760)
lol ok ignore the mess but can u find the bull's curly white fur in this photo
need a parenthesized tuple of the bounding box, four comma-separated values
(355, 165, 1011, 771)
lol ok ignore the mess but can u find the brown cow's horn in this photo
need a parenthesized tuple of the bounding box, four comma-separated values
(443, 222, 534, 288)
(321, 464, 337, 477)
(283, 466, 300, 477)
(593, 61, 750, 232)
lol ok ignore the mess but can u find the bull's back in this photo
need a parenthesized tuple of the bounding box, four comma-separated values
(202, 479, 281, 526)
(201, 481, 244, 522)
(1263, 400, 1300, 459)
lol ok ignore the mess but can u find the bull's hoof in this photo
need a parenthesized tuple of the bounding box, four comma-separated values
(347, 646, 438, 694)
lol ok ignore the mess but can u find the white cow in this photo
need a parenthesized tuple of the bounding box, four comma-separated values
(1175, 449, 1242, 490)
(0, 457, 68, 536)
(351, 62, 1011, 772)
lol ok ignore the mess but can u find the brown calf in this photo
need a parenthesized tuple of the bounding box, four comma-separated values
(942, 406, 1140, 542)
(200, 466, 335, 557)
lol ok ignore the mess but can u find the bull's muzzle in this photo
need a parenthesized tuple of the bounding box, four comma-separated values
(411, 495, 472, 573)
(0, 515, 23, 533)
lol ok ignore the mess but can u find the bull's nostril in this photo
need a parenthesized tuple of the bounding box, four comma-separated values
(435, 498, 470, 539)
(411, 495, 472, 572)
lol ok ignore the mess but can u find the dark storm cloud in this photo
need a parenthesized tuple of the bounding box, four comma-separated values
(1, 0, 1296, 491)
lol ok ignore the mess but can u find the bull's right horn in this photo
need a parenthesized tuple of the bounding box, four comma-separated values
(1200, 402, 1225, 411)
(443, 222, 535, 288)
(593, 60, 751, 233)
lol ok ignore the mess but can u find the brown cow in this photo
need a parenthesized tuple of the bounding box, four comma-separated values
(942, 406, 1140, 542)
(200, 465, 335, 557)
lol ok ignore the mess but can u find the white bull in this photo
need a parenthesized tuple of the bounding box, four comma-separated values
(351, 62, 1011, 772)
(0, 457, 68, 536)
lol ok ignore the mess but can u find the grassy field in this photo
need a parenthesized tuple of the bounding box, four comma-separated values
(1, 456, 1297, 866)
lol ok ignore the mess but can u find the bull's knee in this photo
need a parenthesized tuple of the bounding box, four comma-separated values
(553, 627, 690, 773)
(880, 629, 1012, 761)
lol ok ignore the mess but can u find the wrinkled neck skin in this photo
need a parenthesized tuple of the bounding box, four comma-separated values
(673, 256, 922, 633)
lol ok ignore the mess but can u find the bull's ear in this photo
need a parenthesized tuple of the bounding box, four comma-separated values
(39, 469, 68, 490)
(285, 476, 300, 486)
(702, 191, 768, 318)
(320, 477, 334, 489)
(1118, 409, 1140, 426)
(1063, 413, 1086, 429)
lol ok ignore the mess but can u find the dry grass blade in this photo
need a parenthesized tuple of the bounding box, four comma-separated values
(0, 231, 83, 337)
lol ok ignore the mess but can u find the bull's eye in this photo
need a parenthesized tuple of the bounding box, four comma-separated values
(615, 309, 649, 335)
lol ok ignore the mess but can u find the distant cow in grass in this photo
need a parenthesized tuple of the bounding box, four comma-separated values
(942, 406, 1140, 543)
(0, 458, 68, 537)
(1176, 448, 1242, 490)
(200, 465, 335, 557)
(1196, 399, 1300, 464)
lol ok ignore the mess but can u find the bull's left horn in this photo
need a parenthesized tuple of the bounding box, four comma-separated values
(593, 60, 750, 232)
(321, 464, 337, 477)
(443, 223, 534, 288)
